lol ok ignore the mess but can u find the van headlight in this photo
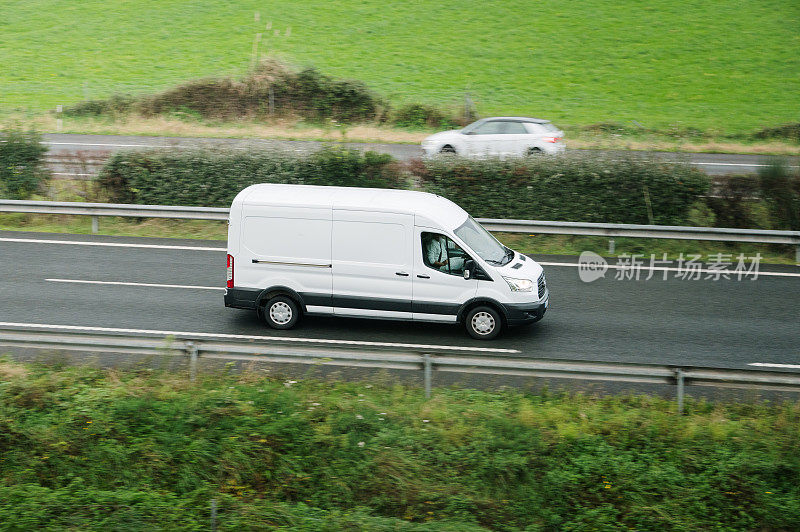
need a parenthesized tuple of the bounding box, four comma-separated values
(503, 276, 533, 292)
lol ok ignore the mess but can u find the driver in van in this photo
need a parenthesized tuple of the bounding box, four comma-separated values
(424, 233, 464, 273)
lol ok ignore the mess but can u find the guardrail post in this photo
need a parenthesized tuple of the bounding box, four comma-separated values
(187, 342, 198, 381)
(423, 353, 432, 399)
(210, 498, 217, 531)
(795, 244, 799, 265)
(675, 369, 685, 414)
(608, 239, 615, 255)
(91, 216, 99, 234)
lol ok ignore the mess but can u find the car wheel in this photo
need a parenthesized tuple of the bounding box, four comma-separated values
(440, 145, 457, 154)
(526, 147, 543, 156)
(263, 296, 300, 330)
(465, 305, 503, 340)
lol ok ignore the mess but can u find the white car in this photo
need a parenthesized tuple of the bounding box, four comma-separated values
(422, 117, 565, 157)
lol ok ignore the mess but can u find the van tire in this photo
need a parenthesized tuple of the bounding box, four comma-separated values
(465, 305, 502, 340)
(263, 296, 300, 329)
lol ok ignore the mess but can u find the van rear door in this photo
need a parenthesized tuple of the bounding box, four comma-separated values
(240, 206, 333, 311)
(331, 210, 414, 319)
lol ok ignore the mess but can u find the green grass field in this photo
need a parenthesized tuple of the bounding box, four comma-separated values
(3, 0, 799, 135)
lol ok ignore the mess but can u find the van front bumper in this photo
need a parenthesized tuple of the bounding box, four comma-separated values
(501, 295, 548, 326)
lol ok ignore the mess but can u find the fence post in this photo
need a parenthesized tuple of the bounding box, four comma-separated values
(675, 369, 685, 414)
(91, 216, 99, 234)
(187, 342, 198, 381)
(210, 498, 217, 531)
(423, 353, 432, 399)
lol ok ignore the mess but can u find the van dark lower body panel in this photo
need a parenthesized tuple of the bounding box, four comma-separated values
(500, 301, 547, 326)
(224, 287, 261, 310)
(226, 287, 547, 327)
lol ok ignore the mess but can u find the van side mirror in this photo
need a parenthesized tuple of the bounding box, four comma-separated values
(463, 259, 475, 280)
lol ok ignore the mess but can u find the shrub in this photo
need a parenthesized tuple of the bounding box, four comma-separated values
(393, 103, 454, 129)
(753, 123, 800, 143)
(0, 126, 50, 199)
(416, 153, 710, 225)
(705, 176, 761, 228)
(65, 60, 385, 123)
(98, 146, 406, 206)
(758, 158, 800, 230)
(63, 94, 136, 117)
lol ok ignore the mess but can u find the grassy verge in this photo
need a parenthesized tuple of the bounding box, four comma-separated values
(1, 359, 798, 530)
(1, 214, 797, 265)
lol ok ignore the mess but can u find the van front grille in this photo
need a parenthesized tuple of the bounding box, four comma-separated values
(537, 272, 546, 298)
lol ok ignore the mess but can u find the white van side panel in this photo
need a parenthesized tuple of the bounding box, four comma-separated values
(237, 205, 332, 309)
(332, 210, 413, 318)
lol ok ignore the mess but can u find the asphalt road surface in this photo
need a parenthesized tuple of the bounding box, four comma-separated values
(2, 231, 798, 372)
(43, 133, 800, 176)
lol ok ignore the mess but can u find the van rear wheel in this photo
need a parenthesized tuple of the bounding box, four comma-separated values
(465, 305, 502, 340)
(263, 296, 300, 330)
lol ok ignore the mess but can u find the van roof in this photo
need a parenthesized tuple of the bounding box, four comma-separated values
(235, 184, 469, 230)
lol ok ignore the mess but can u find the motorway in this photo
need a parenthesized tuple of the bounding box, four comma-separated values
(2, 231, 798, 371)
(43, 133, 800, 176)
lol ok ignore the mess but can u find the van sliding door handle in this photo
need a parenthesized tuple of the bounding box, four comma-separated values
(416, 274, 430, 279)
(395, 271, 409, 277)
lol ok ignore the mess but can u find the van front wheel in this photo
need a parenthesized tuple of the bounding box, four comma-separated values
(465, 306, 502, 340)
(263, 296, 300, 329)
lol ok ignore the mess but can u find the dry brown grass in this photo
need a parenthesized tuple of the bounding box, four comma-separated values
(0, 361, 30, 379)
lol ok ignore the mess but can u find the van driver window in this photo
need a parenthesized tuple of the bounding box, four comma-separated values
(422, 232, 468, 276)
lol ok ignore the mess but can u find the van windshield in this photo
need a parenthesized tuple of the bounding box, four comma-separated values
(454, 217, 511, 265)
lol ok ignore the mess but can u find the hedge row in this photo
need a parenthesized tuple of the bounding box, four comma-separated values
(415, 154, 710, 225)
(65, 60, 387, 123)
(98, 147, 405, 207)
(0, 127, 50, 200)
(99, 148, 710, 226)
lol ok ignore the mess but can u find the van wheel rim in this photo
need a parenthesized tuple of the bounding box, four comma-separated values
(471, 312, 495, 335)
(270, 302, 292, 324)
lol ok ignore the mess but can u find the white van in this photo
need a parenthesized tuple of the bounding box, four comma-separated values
(224, 184, 548, 339)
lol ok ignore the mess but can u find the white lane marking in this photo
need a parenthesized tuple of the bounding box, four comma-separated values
(0, 237, 224, 252)
(537, 261, 800, 278)
(52, 172, 95, 177)
(684, 162, 799, 169)
(0, 321, 520, 353)
(46, 278, 223, 291)
(45, 141, 192, 149)
(749, 363, 800, 369)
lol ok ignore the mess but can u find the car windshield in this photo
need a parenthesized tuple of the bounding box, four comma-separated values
(454, 216, 511, 265)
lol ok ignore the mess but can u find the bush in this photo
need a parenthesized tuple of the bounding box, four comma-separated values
(753, 123, 800, 143)
(98, 146, 406, 206)
(393, 104, 454, 129)
(705, 176, 761, 228)
(63, 94, 136, 117)
(0, 126, 50, 200)
(416, 153, 710, 225)
(66, 60, 386, 123)
(758, 158, 800, 230)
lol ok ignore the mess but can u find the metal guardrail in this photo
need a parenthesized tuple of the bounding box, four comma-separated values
(2, 325, 799, 413)
(2, 199, 799, 261)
